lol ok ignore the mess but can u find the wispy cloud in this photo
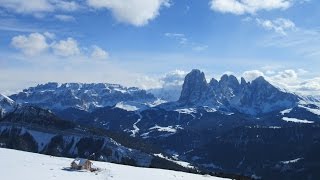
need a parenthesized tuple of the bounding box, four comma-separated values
(164, 32, 208, 52)
(210, 0, 292, 15)
(262, 27, 320, 58)
(0, 0, 80, 15)
(91, 45, 109, 60)
(0, 19, 43, 32)
(164, 33, 188, 44)
(54, 14, 75, 22)
(256, 18, 296, 35)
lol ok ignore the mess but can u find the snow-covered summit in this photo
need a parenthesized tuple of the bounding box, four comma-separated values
(10, 82, 156, 111)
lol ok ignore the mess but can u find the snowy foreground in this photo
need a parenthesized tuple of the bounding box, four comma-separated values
(0, 148, 229, 180)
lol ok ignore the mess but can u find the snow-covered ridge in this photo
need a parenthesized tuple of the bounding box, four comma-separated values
(0, 93, 15, 104)
(0, 93, 16, 117)
(0, 148, 229, 180)
(10, 82, 156, 111)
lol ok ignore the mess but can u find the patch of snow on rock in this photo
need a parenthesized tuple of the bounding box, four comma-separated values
(282, 117, 314, 124)
(154, 153, 195, 169)
(280, 108, 292, 115)
(175, 108, 197, 114)
(115, 102, 139, 111)
(149, 125, 183, 133)
(281, 158, 303, 164)
(298, 105, 320, 116)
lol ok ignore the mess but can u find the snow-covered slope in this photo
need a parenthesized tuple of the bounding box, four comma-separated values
(0, 148, 229, 180)
(10, 83, 156, 111)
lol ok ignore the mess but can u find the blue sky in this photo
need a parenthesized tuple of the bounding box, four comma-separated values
(0, 0, 320, 95)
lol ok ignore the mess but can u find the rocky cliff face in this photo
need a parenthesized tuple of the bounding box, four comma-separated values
(178, 70, 299, 115)
(179, 69, 208, 105)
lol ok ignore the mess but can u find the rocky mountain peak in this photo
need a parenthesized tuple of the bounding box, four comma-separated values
(178, 69, 208, 105)
(209, 78, 219, 87)
(240, 77, 247, 86)
(177, 70, 300, 115)
(219, 74, 240, 91)
(251, 76, 269, 85)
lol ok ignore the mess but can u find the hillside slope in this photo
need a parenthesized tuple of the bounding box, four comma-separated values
(0, 148, 229, 180)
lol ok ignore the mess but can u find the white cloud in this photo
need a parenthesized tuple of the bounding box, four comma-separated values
(10, 32, 112, 59)
(43, 32, 55, 39)
(52, 37, 80, 57)
(134, 70, 187, 90)
(0, 0, 53, 14)
(256, 18, 296, 35)
(11, 32, 49, 56)
(241, 68, 320, 96)
(298, 78, 320, 92)
(0, 0, 80, 15)
(135, 75, 163, 90)
(161, 70, 187, 87)
(91, 45, 109, 60)
(86, 0, 171, 26)
(50, 0, 80, 11)
(0, 0, 168, 26)
(242, 70, 265, 82)
(210, 0, 292, 15)
(54, 14, 75, 22)
(277, 69, 298, 79)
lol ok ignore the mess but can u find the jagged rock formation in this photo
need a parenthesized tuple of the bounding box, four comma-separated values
(178, 69, 299, 115)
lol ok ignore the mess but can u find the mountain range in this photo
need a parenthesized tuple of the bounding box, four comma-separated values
(1, 69, 320, 180)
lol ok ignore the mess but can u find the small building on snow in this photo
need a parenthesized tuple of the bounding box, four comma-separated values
(71, 158, 93, 170)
